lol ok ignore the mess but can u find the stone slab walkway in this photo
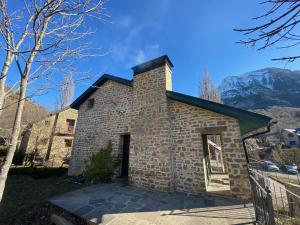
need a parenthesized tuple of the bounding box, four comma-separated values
(49, 182, 255, 225)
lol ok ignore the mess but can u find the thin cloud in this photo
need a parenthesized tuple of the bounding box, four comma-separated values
(135, 49, 146, 64)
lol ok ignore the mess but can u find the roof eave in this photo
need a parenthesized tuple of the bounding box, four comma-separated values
(166, 90, 272, 135)
(70, 74, 132, 110)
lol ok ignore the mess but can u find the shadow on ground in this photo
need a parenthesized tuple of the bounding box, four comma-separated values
(49, 182, 255, 225)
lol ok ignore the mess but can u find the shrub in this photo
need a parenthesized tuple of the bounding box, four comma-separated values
(84, 141, 120, 183)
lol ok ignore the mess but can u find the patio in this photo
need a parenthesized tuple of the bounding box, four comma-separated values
(49, 182, 255, 225)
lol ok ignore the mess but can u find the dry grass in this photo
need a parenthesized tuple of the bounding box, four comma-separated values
(0, 173, 87, 225)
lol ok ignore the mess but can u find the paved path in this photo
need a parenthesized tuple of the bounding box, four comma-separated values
(207, 174, 231, 193)
(49, 182, 255, 225)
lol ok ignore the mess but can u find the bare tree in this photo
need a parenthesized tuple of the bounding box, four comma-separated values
(59, 72, 74, 109)
(0, 0, 107, 202)
(199, 69, 222, 103)
(0, 1, 34, 117)
(235, 0, 300, 62)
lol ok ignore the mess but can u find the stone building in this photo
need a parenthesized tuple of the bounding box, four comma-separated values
(68, 55, 272, 199)
(0, 87, 49, 146)
(20, 107, 77, 166)
(281, 128, 300, 148)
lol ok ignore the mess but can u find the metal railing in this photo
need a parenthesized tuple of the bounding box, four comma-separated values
(248, 158, 300, 224)
(249, 170, 275, 225)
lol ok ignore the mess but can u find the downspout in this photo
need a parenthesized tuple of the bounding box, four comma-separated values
(242, 121, 277, 164)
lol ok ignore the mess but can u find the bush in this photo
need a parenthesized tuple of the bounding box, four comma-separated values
(23, 151, 37, 167)
(84, 141, 120, 183)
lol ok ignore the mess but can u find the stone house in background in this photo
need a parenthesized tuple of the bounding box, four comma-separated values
(281, 128, 300, 148)
(68, 55, 272, 199)
(19, 107, 77, 166)
(0, 87, 49, 146)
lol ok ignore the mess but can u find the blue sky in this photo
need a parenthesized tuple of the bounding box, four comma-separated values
(5, 0, 300, 110)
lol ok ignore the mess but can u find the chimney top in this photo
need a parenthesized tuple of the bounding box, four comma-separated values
(132, 55, 173, 75)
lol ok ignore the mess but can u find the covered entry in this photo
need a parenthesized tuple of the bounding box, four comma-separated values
(120, 134, 130, 178)
(202, 133, 230, 195)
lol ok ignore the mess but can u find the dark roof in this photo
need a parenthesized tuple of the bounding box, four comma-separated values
(132, 55, 173, 75)
(70, 74, 132, 109)
(70, 74, 271, 135)
(166, 91, 272, 135)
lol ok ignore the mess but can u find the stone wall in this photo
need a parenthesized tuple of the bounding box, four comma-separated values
(168, 100, 251, 198)
(129, 65, 172, 192)
(68, 59, 251, 199)
(68, 81, 132, 175)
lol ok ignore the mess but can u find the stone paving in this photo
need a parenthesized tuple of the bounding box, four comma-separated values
(49, 182, 255, 225)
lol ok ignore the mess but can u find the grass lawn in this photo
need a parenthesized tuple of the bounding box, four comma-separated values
(0, 174, 87, 225)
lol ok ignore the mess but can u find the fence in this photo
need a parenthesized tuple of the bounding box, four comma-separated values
(248, 158, 300, 225)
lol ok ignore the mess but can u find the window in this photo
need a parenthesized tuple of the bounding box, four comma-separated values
(66, 119, 75, 133)
(288, 133, 294, 138)
(290, 141, 296, 146)
(87, 98, 95, 109)
(64, 139, 73, 147)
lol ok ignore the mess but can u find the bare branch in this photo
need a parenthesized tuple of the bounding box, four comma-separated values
(235, 0, 300, 61)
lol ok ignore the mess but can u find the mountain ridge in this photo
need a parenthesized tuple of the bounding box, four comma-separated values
(220, 67, 300, 109)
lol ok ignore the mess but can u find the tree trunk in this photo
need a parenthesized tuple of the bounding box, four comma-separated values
(0, 52, 13, 117)
(0, 75, 27, 202)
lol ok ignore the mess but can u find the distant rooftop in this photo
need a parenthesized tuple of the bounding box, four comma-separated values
(284, 128, 300, 135)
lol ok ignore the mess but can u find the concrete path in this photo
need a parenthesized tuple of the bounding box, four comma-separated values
(207, 174, 231, 193)
(49, 182, 255, 225)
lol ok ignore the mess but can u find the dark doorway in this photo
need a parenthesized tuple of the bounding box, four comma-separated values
(121, 134, 130, 177)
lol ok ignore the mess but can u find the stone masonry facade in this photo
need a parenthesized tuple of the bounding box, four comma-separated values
(69, 55, 271, 199)
(20, 108, 77, 166)
(69, 81, 132, 174)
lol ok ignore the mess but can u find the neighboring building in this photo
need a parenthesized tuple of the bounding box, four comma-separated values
(19, 107, 77, 166)
(281, 128, 300, 148)
(0, 87, 49, 145)
(68, 55, 271, 199)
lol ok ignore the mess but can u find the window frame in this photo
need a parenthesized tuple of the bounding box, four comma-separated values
(87, 98, 95, 109)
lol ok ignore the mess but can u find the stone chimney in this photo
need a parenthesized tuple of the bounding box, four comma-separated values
(129, 55, 173, 192)
(132, 55, 173, 92)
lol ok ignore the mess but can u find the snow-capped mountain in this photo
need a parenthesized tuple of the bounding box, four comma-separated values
(220, 68, 300, 109)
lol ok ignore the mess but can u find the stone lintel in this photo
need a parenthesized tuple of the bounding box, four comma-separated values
(196, 126, 227, 134)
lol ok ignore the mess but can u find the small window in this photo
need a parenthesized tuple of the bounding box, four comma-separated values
(45, 120, 50, 126)
(64, 139, 73, 147)
(288, 133, 294, 138)
(87, 98, 95, 109)
(290, 141, 296, 146)
(66, 119, 75, 133)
